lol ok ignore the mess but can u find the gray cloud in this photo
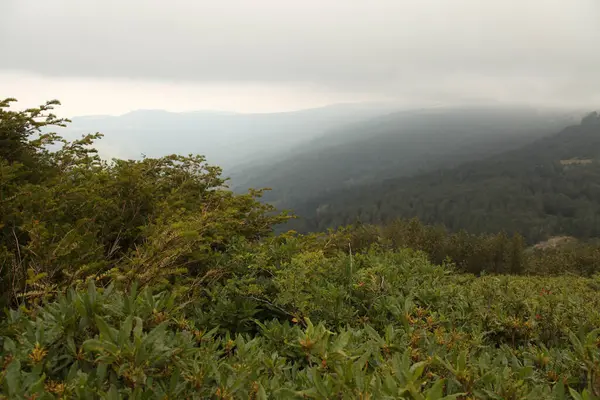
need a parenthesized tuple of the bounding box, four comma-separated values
(2, 0, 600, 103)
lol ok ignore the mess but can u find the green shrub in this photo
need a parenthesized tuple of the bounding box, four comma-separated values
(3, 98, 600, 398)
(3, 252, 600, 398)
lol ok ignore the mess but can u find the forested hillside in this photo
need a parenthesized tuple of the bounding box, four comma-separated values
(231, 106, 575, 206)
(293, 112, 600, 243)
(3, 98, 600, 399)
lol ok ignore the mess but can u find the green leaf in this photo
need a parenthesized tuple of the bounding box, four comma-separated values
(3, 337, 16, 354)
(96, 363, 108, 386)
(312, 368, 328, 397)
(331, 330, 350, 353)
(66, 335, 77, 355)
(4, 359, 21, 397)
(107, 384, 120, 400)
(569, 388, 584, 400)
(143, 321, 169, 346)
(410, 361, 427, 381)
(257, 383, 268, 400)
(87, 279, 97, 307)
(118, 315, 133, 346)
(552, 381, 566, 400)
(83, 338, 117, 354)
(169, 367, 180, 395)
(133, 316, 144, 339)
(426, 379, 445, 400)
(457, 351, 467, 372)
(95, 314, 118, 343)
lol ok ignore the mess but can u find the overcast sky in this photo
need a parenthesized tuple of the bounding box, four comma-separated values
(1, 0, 599, 116)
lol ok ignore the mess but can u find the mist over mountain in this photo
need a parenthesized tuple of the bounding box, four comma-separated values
(55, 99, 587, 242)
(57, 102, 398, 168)
(230, 104, 579, 207)
(290, 111, 600, 242)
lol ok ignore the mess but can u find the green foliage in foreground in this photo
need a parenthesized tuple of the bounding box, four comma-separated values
(2, 248, 600, 399)
(2, 98, 600, 398)
(0, 98, 287, 309)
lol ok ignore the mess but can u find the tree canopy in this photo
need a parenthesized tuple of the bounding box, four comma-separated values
(292, 113, 600, 244)
(0, 98, 288, 308)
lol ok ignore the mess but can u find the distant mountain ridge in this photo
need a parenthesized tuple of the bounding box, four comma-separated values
(57, 102, 400, 168)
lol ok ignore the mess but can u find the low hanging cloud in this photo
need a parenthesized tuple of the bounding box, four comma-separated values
(2, 0, 599, 107)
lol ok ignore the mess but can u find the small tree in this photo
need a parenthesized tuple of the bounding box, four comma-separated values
(0, 98, 290, 308)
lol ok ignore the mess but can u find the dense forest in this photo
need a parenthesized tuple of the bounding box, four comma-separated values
(292, 112, 600, 243)
(2, 98, 600, 399)
(232, 106, 574, 207)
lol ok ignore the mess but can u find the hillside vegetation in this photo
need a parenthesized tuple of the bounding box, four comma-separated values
(2, 99, 600, 399)
(232, 106, 574, 206)
(294, 112, 600, 243)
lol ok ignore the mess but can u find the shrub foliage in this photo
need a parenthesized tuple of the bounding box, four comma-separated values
(1, 99, 600, 399)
